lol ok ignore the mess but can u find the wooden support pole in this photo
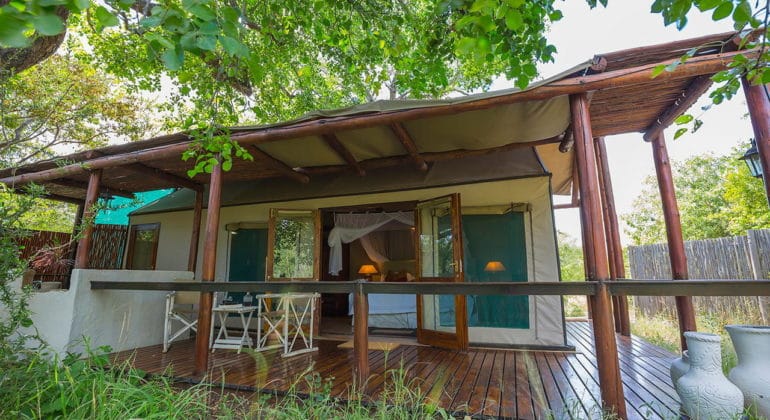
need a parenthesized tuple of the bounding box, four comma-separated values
(353, 280, 369, 389)
(187, 189, 203, 273)
(651, 133, 697, 351)
(576, 151, 596, 319)
(742, 78, 770, 206)
(571, 93, 627, 419)
(66, 202, 85, 285)
(193, 159, 223, 375)
(74, 170, 102, 269)
(595, 137, 631, 336)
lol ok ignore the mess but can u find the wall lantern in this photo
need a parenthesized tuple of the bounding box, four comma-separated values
(740, 138, 763, 178)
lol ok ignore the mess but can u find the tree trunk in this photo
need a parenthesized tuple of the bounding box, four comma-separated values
(0, 6, 70, 77)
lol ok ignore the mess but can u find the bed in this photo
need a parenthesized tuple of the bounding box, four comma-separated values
(348, 293, 417, 329)
(348, 260, 417, 329)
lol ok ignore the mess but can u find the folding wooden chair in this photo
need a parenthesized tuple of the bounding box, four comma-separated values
(162, 291, 199, 352)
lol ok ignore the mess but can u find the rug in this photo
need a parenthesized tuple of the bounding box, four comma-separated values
(337, 340, 400, 351)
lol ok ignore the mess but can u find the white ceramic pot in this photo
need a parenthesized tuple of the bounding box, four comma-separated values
(726, 325, 770, 419)
(670, 350, 689, 386)
(676, 332, 744, 420)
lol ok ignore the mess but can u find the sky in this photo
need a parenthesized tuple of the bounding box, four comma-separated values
(515, 1, 756, 244)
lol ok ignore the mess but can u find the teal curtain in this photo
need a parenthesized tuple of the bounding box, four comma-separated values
(227, 229, 267, 303)
(464, 213, 529, 329)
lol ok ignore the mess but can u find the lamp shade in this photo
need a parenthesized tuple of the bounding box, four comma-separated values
(484, 261, 506, 272)
(358, 264, 378, 275)
(741, 138, 763, 178)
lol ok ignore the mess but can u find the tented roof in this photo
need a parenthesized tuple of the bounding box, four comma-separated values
(133, 147, 546, 214)
(0, 31, 744, 201)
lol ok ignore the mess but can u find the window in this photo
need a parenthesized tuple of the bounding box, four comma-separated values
(125, 223, 160, 270)
(267, 210, 320, 280)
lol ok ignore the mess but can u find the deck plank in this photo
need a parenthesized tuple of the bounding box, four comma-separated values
(109, 321, 680, 419)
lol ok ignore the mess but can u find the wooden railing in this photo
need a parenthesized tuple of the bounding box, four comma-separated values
(90, 278, 770, 418)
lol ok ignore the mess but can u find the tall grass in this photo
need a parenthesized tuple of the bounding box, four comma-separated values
(630, 303, 764, 373)
(0, 345, 238, 419)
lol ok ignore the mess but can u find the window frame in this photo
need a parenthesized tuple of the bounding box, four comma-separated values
(125, 223, 161, 270)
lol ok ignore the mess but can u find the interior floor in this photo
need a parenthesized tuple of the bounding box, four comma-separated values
(319, 315, 417, 343)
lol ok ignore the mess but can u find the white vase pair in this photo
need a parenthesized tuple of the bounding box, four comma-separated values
(670, 326, 770, 420)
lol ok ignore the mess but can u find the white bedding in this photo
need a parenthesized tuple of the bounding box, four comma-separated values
(348, 293, 417, 329)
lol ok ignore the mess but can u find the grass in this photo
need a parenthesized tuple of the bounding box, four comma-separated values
(630, 304, 765, 374)
(0, 346, 241, 419)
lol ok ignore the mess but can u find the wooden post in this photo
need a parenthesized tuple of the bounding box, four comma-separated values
(353, 280, 369, 389)
(741, 78, 770, 206)
(651, 133, 697, 351)
(193, 161, 223, 375)
(74, 170, 102, 269)
(571, 93, 627, 419)
(595, 137, 631, 336)
(187, 190, 203, 273)
(576, 154, 596, 319)
(578, 199, 595, 319)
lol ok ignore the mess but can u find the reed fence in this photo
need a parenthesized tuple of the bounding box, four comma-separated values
(628, 229, 770, 323)
(15, 225, 129, 287)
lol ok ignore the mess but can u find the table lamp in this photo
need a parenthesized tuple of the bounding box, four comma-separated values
(484, 261, 506, 272)
(358, 264, 378, 280)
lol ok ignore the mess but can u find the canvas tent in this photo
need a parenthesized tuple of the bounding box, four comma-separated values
(130, 148, 566, 347)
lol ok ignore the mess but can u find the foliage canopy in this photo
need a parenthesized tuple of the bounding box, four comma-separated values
(623, 147, 770, 245)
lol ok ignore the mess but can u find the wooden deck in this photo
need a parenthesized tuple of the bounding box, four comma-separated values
(111, 321, 680, 419)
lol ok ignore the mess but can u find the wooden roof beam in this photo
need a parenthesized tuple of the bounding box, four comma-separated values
(49, 178, 135, 199)
(123, 163, 204, 192)
(302, 135, 562, 176)
(321, 133, 365, 176)
(389, 123, 428, 171)
(245, 145, 310, 183)
(0, 49, 756, 188)
(84, 150, 202, 192)
(642, 75, 713, 142)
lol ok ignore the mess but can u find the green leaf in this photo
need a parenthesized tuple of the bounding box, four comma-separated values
(673, 127, 688, 139)
(33, 13, 64, 36)
(196, 35, 217, 51)
(139, 15, 163, 28)
(505, 9, 523, 31)
(651, 64, 666, 78)
(456, 37, 476, 55)
(219, 35, 248, 57)
(189, 4, 216, 21)
(198, 20, 219, 35)
(0, 15, 30, 47)
(73, 0, 90, 11)
(696, 0, 721, 11)
(95, 5, 119, 27)
(712, 1, 733, 20)
(161, 47, 184, 70)
(674, 114, 694, 125)
(732, 1, 751, 24)
(222, 159, 232, 171)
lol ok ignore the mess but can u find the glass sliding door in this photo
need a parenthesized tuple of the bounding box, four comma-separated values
(415, 194, 468, 350)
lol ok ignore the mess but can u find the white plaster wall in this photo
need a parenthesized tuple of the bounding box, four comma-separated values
(11, 269, 192, 357)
